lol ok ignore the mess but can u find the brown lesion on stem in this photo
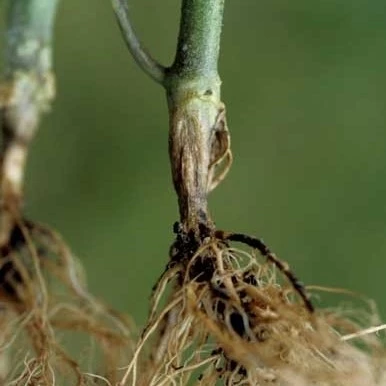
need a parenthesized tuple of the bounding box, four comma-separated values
(0, 70, 55, 249)
(167, 82, 231, 233)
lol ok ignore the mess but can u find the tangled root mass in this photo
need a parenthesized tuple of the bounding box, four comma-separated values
(0, 219, 134, 385)
(120, 224, 386, 386)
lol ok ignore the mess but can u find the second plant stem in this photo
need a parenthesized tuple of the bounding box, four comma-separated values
(0, 0, 58, 247)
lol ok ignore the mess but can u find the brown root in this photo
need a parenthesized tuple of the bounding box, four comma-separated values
(120, 239, 386, 386)
(0, 219, 135, 385)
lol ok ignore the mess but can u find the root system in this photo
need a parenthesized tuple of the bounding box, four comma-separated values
(120, 227, 386, 386)
(0, 219, 134, 385)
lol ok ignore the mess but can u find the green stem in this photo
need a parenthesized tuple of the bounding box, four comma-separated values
(0, 0, 59, 246)
(171, 0, 224, 79)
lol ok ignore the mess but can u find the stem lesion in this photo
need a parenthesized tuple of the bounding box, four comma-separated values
(0, 0, 58, 247)
(167, 88, 229, 229)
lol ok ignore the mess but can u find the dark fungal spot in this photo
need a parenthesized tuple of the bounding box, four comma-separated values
(230, 312, 246, 337)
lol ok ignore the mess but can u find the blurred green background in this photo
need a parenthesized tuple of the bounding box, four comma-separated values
(4, 0, 386, 324)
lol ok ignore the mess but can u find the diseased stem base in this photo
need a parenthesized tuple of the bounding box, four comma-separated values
(0, 71, 55, 248)
(0, 142, 27, 246)
(166, 77, 231, 231)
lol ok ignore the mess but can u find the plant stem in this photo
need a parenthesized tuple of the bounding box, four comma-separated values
(0, 0, 59, 246)
(113, 0, 230, 231)
(165, 0, 228, 230)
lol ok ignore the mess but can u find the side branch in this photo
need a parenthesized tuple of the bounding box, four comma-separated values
(112, 0, 166, 85)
